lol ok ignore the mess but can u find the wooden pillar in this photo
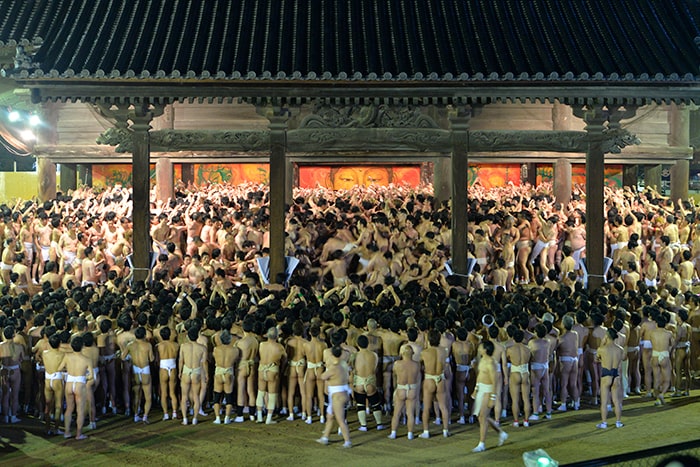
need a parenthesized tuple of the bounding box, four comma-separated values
(554, 158, 572, 206)
(268, 113, 288, 283)
(583, 105, 607, 291)
(182, 163, 195, 186)
(155, 157, 174, 201)
(285, 157, 294, 206)
(645, 165, 662, 192)
(669, 103, 690, 147)
(623, 165, 638, 189)
(525, 163, 537, 186)
(669, 103, 690, 203)
(450, 109, 471, 275)
(60, 163, 77, 192)
(37, 157, 57, 201)
(129, 106, 153, 286)
(671, 159, 690, 202)
(433, 155, 451, 206)
(77, 164, 92, 187)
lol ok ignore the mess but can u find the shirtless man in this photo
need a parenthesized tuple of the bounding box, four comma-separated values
(156, 327, 179, 421)
(500, 234, 517, 290)
(420, 330, 450, 438)
(116, 314, 136, 416)
(531, 213, 555, 276)
(257, 327, 286, 424)
(303, 324, 327, 425)
(39, 261, 62, 290)
(35, 213, 52, 280)
(59, 335, 93, 440)
(679, 250, 695, 293)
(179, 326, 208, 425)
(388, 345, 420, 440)
(316, 345, 352, 448)
(471, 340, 509, 452)
(657, 236, 674, 278)
(557, 315, 580, 413)
(97, 319, 118, 415)
(122, 327, 154, 423)
(507, 329, 531, 427)
(473, 229, 493, 276)
(650, 314, 673, 406)
(284, 320, 306, 420)
(379, 317, 405, 411)
(486, 325, 508, 424)
(452, 327, 475, 425)
(516, 210, 534, 284)
(586, 313, 607, 405)
(151, 214, 171, 256)
(490, 258, 509, 291)
(640, 307, 657, 397)
(673, 309, 692, 397)
(212, 330, 239, 425)
(364, 318, 384, 388)
(1, 237, 18, 285)
(596, 328, 625, 429)
(529, 324, 552, 421)
(320, 250, 350, 287)
(234, 318, 258, 423)
(81, 332, 100, 430)
(185, 254, 206, 289)
(81, 246, 100, 286)
(353, 335, 384, 431)
(626, 312, 642, 395)
(101, 213, 125, 268)
(1, 326, 25, 423)
(19, 215, 35, 279)
(42, 334, 64, 435)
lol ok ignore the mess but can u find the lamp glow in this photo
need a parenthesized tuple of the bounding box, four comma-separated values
(19, 130, 36, 141)
(8, 110, 20, 122)
(28, 114, 41, 126)
(523, 449, 558, 467)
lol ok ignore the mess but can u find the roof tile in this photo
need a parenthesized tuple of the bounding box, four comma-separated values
(0, 0, 698, 81)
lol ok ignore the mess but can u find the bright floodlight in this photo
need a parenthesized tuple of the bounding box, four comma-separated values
(28, 114, 41, 126)
(8, 110, 20, 122)
(523, 449, 558, 467)
(19, 130, 36, 142)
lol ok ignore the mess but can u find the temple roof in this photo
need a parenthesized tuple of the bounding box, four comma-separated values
(1, 0, 700, 83)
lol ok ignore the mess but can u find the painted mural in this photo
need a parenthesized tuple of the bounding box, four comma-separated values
(536, 164, 623, 188)
(195, 164, 269, 185)
(298, 166, 421, 190)
(90, 162, 624, 191)
(91, 163, 269, 188)
(468, 164, 521, 189)
(92, 164, 156, 189)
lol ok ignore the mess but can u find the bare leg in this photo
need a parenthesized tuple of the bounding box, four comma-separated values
(74, 384, 87, 439)
(599, 377, 611, 425)
(180, 377, 191, 422)
(509, 375, 521, 424)
(64, 386, 75, 437)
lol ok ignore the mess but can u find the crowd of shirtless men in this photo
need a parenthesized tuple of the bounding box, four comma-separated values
(0, 180, 699, 451)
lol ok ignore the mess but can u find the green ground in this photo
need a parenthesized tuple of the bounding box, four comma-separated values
(1, 389, 698, 467)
